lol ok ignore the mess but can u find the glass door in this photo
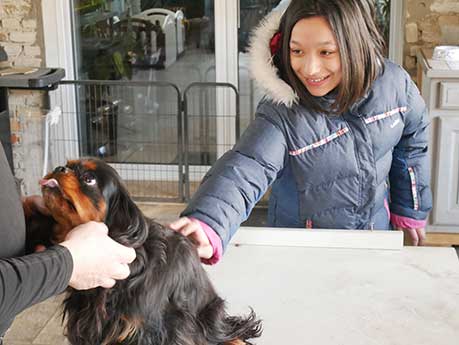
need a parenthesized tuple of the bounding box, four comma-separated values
(73, 0, 215, 83)
(44, 0, 240, 200)
(71, 0, 217, 165)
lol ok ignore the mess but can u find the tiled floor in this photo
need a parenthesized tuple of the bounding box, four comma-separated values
(4, 203, 459, 344)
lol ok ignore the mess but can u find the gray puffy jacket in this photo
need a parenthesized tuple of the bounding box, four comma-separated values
(182, 11, 431, 250)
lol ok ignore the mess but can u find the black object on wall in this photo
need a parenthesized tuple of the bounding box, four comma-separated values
(0, 46, 65, 173)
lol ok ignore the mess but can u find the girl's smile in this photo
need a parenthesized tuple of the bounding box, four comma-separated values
(304, 75, 331, 87)
(289, 16, 342, 97)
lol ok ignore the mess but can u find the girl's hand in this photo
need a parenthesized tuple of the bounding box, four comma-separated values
(168, 217, 213, 259)
(395, 227, 426, 246)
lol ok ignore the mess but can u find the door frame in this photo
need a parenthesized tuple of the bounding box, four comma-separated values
(389, 0, 405, 65)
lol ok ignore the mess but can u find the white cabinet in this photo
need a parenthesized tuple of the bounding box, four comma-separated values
(417, 49, 459, 232)
(434, 117, 459, 225)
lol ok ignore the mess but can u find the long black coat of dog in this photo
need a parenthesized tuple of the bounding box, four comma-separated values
(24, 158, 261, 345)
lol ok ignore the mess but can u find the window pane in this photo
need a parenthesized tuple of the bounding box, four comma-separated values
(72, 0, 216, 165)
(73, 0, 215, 84)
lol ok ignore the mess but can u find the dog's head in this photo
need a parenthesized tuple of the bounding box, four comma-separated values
(40, 158, 147, 247)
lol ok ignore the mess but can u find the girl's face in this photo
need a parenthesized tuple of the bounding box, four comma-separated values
(289, 16, 342, 97)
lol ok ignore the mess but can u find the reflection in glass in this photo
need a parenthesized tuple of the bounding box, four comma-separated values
(72, 1, 216, 165)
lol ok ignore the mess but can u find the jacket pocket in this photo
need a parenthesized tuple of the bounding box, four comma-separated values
(288, 127, 349, 156)
(364, 106, 407, 125)
(364, 106, 407, 159)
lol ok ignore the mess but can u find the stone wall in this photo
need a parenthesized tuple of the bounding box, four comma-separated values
(0, 0, 47, 194)
(405, 0, 459, 75)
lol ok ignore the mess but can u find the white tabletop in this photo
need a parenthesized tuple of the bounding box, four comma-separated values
(205, 228, 459, 345)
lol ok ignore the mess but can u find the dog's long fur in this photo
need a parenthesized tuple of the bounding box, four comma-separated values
(24, 158, 261, 345)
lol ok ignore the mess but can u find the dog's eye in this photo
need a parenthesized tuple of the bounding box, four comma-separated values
(82, 173, 96, 186)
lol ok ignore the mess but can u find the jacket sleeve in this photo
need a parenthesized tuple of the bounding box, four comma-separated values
(0, 245, 73, 326)
(181, 103, 287, 250)
(389, 73, 432, 221)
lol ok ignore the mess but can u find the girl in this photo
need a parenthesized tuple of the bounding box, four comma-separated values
(170, 0, 431, 264)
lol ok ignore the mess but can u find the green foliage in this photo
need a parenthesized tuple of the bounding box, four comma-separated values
(374, 0, 391, 45)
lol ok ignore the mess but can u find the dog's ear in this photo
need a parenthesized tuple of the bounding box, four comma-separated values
(103, 173, 148, 248)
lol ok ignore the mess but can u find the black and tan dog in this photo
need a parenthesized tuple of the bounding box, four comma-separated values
(24, 158, 261, 345)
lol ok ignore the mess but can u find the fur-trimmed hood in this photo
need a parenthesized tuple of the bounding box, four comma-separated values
(248, 10, 298, 108)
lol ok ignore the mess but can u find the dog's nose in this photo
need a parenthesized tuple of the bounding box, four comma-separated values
(53, 166, 67, 174)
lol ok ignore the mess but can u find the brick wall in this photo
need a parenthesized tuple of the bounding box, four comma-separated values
(405, 0, 459, 75)
(0, 0, 47, 194)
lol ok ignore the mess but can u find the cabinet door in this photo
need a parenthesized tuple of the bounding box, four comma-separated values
(433, 116, 459, 226)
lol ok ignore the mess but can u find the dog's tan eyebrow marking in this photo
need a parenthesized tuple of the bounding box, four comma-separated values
(82, 160, 98, 170)
(66, 159, 79, 168)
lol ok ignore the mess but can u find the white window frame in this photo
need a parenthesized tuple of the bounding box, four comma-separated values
(42, 0, 75, 80)
(389, 0, 405, 65)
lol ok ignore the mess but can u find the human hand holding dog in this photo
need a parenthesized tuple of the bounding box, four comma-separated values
(169, 217, 213, 259)
(60, 221, 136, 290)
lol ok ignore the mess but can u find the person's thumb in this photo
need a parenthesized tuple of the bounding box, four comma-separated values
(99, 278, 116, 289)
(118, 245, 136, 264)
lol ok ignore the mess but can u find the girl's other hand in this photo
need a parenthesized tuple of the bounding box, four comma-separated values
(396, 227, 426, 246)
(168, 217, 213, 259)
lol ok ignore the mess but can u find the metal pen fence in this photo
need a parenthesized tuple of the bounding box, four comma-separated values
(183, 82, 239, 199)
(46, 80, 239, 202)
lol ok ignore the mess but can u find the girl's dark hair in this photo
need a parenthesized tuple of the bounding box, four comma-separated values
(275, 0, 386, 114)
